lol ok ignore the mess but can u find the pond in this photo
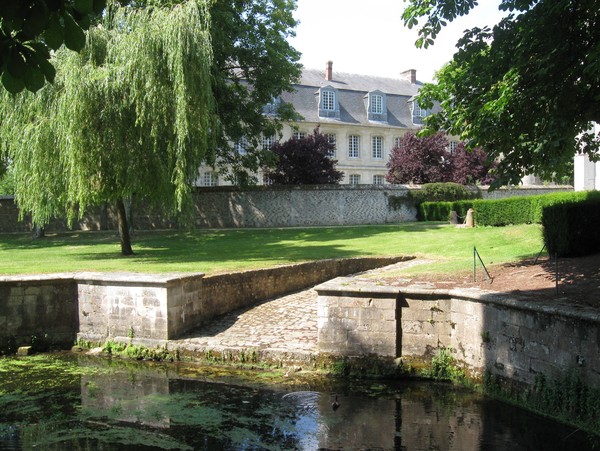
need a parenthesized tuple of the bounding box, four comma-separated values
(0, 353, 598, 450)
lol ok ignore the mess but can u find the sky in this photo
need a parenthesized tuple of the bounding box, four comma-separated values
(288, 0, 506, 83)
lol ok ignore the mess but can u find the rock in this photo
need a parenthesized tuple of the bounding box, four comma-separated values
(17, 346, 32, 356)
(71, 345, 84, 353)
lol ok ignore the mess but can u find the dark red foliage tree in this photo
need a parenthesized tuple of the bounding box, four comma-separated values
(450, 142, 497, 185)
(267, 128, 344, 185)
(386, 132, 453, 184)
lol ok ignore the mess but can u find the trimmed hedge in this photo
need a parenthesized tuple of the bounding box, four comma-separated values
(418, 200, 474, 222)
(414, 183, 480, 221)
(474, 191, 600, 226)
(418, 190, 600, 227)
(542, 197, 600, 257)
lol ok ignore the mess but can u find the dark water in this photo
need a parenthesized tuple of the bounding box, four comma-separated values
(0, 354, 598, 450)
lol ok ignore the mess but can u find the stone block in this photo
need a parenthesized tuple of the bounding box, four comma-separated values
(17, 346, 32, 356)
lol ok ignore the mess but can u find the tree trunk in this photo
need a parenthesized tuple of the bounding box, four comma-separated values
(32, 225, 45, 239)
(116, 199, 134, 256)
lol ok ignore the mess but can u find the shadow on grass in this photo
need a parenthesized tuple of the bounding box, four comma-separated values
(0, 224, 446, 268)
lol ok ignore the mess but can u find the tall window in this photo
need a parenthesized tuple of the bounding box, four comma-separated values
(202, 172, 217, 187)
(413, 101, 428, 123)
(449, 141, 458, 155)
(325, 133, 336, 157)
(349, 174, 361, 185)
(348, 135, 360, 158)
(370, 94, 383, 114)
(262, 135, 275, 149)
(372, 136, 383, 159)
(373, 174, 384, 185)
(394, 136, 403, 149)
(235, 137, 248, 155)
(322, 90, 335, 111)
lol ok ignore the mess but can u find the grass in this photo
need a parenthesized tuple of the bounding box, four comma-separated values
(0, 222, 544, 276)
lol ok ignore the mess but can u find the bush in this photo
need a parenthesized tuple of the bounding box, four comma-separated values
(418, 200, 474, 221)
(473, 191, 600, 226)
(412, 182, 480, 205)
(542, 197, 600, 257)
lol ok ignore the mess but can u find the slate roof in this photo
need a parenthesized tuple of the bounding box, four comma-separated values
(280, 68, 424, 129)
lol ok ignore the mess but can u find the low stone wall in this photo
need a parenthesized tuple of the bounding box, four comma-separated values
(0, 257, 408, 350)
(0, 275, 78, 351)
(202, 257, 409, 324)
(315, 278, 600, 388)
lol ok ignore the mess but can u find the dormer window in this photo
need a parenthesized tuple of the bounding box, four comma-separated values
(318, 86, 340, 119)
(262, 96, 281, 115)
(370, 94, 383, 114)
(367, 90, 387, 122)
(322, 90, 335, 111)
(412, 100, 429, 124)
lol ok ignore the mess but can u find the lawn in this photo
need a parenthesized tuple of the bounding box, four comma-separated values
(0, 223, 544, 276)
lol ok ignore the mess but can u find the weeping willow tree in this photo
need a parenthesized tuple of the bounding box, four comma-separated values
(0, 0, 216, 255)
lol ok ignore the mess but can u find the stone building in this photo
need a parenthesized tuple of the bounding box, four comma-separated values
(197, 61, 453, 186)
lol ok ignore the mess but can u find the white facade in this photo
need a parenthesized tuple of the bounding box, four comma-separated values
(574, 123, 600, 191)
(196, 63, 454, 187)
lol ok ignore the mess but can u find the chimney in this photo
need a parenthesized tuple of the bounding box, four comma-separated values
(325, 60, 333, 81)
(400, 69, 417, 84)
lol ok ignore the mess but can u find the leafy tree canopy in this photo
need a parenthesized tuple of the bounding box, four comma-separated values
(386, 132, 494, 185)
(267, 128, 344, 185)
(0, 0, 215, 255)
(0, 0, 107, 93)
(386, 132, 454, 184)
(403, 0, 600, 187)
(209, 0, 302, 183)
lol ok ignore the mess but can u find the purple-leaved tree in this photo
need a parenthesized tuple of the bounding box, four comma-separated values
(386, 132, 453, 184)
(386, 132, 496, 185)
(267, 128, 344, 185)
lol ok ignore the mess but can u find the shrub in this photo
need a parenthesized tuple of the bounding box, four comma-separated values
(412, 182, 480, 205)
(418, 200, 474, 221)
(542, 197, 600, 257)
(473, 191, 600, 226)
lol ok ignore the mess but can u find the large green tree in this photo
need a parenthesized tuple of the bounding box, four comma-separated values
(403, 0, 600, 187)
(208, 0, 302, 183)
(0, 0, 215, 255)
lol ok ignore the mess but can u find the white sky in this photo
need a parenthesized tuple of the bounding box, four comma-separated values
(289, 0, 506, 83)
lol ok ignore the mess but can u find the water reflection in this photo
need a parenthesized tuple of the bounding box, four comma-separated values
(0, 354, 598, 450)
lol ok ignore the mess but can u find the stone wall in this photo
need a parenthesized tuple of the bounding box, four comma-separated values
(193, 185, 416, 228)
(202, 257, 409, 325)
(315, 279, 600, 388)
(76, 272, 204, 342)
(0, 186, 572, 233)
(0, 275, 78, 350)
(0, 257, 407, 349)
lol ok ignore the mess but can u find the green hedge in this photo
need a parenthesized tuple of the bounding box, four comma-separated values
(474, 191, 600, 226)
(418, 191, 600, 226)
(412, 183, 480, 205)
(418, 201, 474, 222)
(542, 197, 600, 257)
